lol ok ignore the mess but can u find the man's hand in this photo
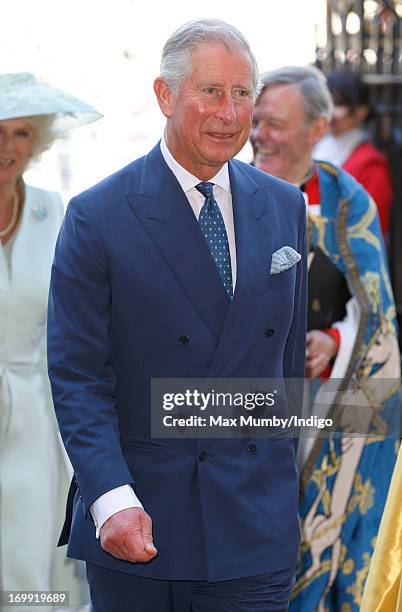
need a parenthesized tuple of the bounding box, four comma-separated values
(306, 330, 338, 378)
(100, 507, 158, 563)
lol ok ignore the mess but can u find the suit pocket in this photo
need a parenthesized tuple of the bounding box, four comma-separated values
(266, 266, 296, 293)
(267, 428, 294, 442)
(120, 436, 182, 456)
(120, 436, 170, 451)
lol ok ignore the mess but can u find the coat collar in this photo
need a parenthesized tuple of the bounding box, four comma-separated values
(0, 183, 32, 288)
(127, 144, 230, 341)
(127, 144, 272, 362)
(160, 137, 231, 194)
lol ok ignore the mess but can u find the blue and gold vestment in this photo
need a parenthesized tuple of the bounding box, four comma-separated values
(290, 162, 400, 612)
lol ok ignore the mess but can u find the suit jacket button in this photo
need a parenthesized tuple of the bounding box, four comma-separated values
(198, 450, 208, 462)
(265, 328, 275, 337)
(247, 444, 258, 454)
(178, 335, 190, 344)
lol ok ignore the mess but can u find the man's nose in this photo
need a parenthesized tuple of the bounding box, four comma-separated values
(215, 94, 237, 124)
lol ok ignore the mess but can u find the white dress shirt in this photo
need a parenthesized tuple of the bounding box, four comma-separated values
(90, 137, 237, 537)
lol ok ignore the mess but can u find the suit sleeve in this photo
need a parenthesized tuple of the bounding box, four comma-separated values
(47, 196, 134, 515)
(283, 191, 308, 436)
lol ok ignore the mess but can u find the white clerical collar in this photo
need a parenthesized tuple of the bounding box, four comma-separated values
(160, 136, 231, 194)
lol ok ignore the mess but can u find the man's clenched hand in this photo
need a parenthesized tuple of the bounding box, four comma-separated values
(100, 507, 158, 563)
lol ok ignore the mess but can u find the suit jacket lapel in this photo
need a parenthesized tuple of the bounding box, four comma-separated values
(127, 144, 230, 341)
(208, 160, 275, 377)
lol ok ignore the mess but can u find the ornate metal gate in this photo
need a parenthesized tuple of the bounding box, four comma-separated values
(316, 0, 402, 342)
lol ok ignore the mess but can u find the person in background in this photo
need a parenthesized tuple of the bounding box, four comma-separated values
(0, 72, 101, 612)
(251, 65, 400, 611)
(314, 71, 393, 238)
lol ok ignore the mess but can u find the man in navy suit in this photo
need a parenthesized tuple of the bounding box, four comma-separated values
(48, 18, 307, 612)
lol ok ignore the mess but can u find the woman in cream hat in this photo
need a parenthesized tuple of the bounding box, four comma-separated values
(0, 72, 101, 611)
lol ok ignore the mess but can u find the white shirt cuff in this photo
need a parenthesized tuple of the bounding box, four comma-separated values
(90, 485, 143, 539)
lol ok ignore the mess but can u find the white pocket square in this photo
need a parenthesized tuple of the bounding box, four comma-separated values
(270, 246, 301, 275)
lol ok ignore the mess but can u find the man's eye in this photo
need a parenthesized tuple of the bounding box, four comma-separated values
(16, 130, 30, 137)
(233, 88, 250, 98)
(205, 87, 216, 95)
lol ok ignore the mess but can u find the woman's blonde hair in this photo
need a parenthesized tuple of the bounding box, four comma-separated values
(24, 114, 60, 161)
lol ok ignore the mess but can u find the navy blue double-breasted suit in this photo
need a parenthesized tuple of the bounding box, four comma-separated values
(47, 143, 307, 582)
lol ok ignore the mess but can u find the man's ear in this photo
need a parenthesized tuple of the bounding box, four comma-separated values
(154, 77, 176, 118)
(308, 116, 329, 147)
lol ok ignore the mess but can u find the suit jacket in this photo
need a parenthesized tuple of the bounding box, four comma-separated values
(47, 143, 307, 581)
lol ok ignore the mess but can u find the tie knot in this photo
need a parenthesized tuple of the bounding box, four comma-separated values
(195, 182, 214, 200)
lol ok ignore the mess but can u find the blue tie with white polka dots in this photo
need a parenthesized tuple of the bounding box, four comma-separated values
(195, 182, 233, 300)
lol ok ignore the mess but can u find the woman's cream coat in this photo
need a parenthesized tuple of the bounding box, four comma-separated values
(0, 184, 88, 610)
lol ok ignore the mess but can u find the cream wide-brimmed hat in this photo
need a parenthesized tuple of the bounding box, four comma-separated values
(0, 72, 102, 129)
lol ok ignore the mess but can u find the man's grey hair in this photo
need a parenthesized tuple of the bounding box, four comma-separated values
(259, 66, 334, 122)
(160, 18, 259, 98)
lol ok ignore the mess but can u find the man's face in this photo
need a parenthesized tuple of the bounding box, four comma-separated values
(156, 43, 255, 180)
(251, 83, 321, 183)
